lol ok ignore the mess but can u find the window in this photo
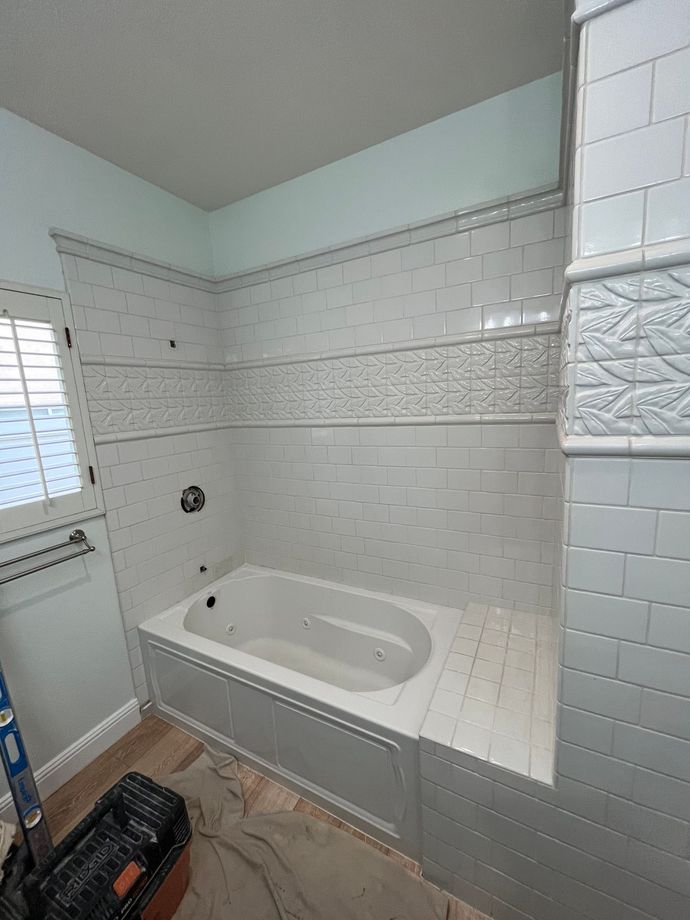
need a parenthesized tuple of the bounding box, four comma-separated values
(0, 286, 99, 542)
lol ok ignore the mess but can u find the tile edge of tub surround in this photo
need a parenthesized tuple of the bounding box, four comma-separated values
(572, 0, 637, 26)
(50, 228, 217, 292)
(558, 432, 690, 458)
(51, 185, 564, 293)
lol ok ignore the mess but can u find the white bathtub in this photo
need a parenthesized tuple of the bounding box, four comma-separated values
(139, 564, 461, 857)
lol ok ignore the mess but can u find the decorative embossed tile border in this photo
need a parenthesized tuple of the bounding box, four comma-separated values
(561, 267, 690, 438)
(83, 365, 230, 434)
(83, 333, 560, 435)
(226, 336, 559, 423)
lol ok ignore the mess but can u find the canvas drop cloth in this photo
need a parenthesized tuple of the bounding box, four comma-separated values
(164, 748, 448, 920)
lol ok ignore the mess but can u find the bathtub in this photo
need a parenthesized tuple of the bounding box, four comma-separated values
(138, 564, 461, 857)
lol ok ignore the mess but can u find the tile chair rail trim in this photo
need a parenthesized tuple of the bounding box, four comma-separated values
(572, 0, 637, 25)
(49, 185, 564, 294)
(92, 413, 559, 446)
(565, 236, 690, 286)
(79, 321, 562, 373)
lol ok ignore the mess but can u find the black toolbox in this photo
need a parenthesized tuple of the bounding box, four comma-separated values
(0, 771, 191, 920)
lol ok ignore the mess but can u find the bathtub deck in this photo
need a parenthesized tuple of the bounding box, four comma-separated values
(41, 715, 487, 920)
(421, 603, 558, 782)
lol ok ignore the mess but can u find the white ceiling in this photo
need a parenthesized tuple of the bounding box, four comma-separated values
(0, 1, 565, 211)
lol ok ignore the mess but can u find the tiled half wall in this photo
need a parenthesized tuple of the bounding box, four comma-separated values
(421, 456, 690, 920)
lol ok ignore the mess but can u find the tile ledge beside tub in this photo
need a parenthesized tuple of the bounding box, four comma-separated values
(420, 603, 557, 786)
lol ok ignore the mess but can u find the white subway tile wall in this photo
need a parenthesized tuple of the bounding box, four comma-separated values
(60, 237, 563, 703)
(70, 207, 564, 434)
(59, 254, 241, 701)
(61, 253, 223, 364)
(229, 424, 562, 616)
(217, 209, 566, 364)
(97, 431, 241, 702)
(578, 190, 645, 257)
(575, 0, 690, 257)
(421, 455, 690, 920)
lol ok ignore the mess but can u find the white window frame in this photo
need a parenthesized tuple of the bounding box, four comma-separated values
(0, 281, 102, 544)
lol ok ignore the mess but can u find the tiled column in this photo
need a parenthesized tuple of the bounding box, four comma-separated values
(561, 0, 690, 918)
(420, 3, 690, 919)
(571, 0, 690, 263)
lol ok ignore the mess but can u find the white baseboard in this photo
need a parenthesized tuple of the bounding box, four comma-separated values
(0, 698, 141, 821)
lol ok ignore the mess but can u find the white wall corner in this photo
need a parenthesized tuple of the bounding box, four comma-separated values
(0, 699, 141, 821)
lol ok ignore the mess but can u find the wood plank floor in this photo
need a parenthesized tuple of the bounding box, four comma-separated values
(42, 715, 487, 920)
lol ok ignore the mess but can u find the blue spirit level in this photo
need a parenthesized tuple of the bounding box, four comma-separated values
(0, 665, 53, 868)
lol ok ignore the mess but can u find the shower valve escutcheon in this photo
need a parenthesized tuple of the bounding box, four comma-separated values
(180, 485, 206, 513)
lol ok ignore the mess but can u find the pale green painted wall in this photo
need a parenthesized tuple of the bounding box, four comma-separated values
(0, 518, 136, 802)
(0, 108, 213, 291)
(2, 74, 562, 288)
(210, 74, 562, 276)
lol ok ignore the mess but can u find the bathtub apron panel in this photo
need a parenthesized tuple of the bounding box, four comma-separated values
(139, 565, 461, 859)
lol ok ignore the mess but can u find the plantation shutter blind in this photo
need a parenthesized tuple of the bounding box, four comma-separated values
(0, 288, 98, 541)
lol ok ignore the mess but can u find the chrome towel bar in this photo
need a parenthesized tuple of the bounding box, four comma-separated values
(0, 529, 95, 586)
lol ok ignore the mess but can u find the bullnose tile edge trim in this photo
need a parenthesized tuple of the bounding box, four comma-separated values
(572, 0, 636, 25)
(214, 189, 564, 291)
(565, 238, 690, 285)
(558, 429, 690, 458)
(80, 354, 225, 371)
(93, 413, 558, 445)
(50, 229, 217, 291)
(50, 186, 564, 294)
(225, 323, 561, 371)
